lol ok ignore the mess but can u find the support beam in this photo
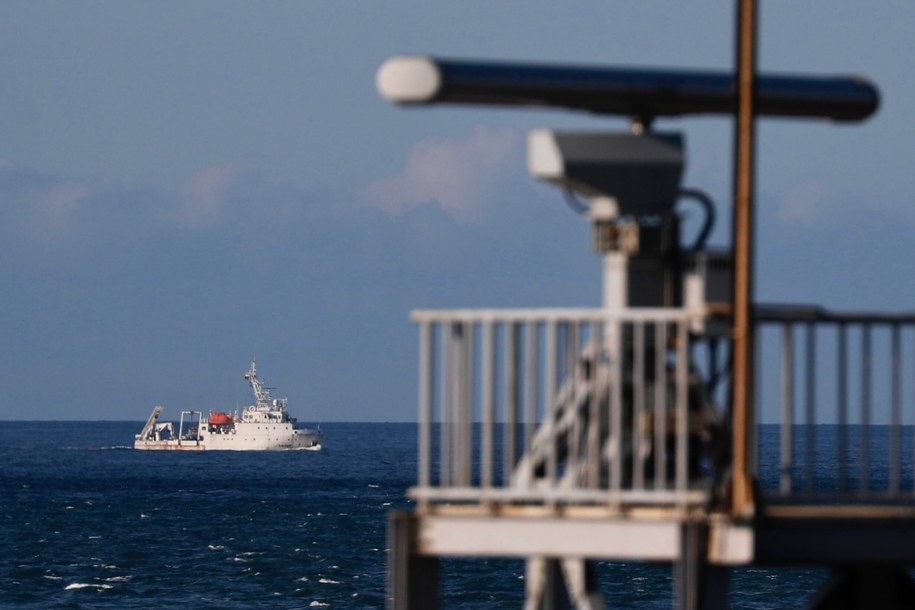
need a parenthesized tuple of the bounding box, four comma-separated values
(524, 558, 570, 610)
(524, 558, 606, 610)
(388, 511, 441, 610)
(677, 522, 731, 610)
(416, 514, 683, 560)
(560, 559, 606, 610)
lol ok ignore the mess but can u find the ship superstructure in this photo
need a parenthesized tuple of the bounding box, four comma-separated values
(134, 361, 322, 451)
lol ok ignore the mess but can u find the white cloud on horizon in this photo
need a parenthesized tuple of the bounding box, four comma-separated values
(0, 158, 256, 253)
(172, 161, 248, 228)
(0, 161, 92, 245)
(363, 126, 520, 223)
(33, 183, 93, 232)
(776, 179, 832, 225)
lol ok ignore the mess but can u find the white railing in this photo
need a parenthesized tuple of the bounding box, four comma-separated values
(411, 303, 915, 511)
(411, 308, 714, 510)
(757, 306, 915, 501)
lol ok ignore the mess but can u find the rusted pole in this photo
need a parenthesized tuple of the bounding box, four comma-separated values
(731, 0, 757, 518)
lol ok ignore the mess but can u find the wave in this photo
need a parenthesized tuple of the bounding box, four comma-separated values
(64, 583, 113, 591)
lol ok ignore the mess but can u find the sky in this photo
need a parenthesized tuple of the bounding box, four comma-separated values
(2, 2, 914, 423)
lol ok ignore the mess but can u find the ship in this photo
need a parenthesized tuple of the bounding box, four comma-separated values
(134, 361, 323, 451)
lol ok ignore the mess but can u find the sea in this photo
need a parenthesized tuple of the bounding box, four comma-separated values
(2, 421, 895, 609)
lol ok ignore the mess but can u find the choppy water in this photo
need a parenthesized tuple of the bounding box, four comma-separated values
(0, 422, 869, 608)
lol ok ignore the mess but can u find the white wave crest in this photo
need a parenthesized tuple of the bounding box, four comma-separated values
(65, 583, 113, 591)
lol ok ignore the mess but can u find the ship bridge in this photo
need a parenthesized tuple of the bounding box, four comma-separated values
(378, 10, 915, 609)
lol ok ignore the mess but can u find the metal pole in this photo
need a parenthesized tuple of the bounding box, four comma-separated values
(730, 0, 758, 517)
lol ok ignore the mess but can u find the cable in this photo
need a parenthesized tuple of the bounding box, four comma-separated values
(676, 188, 716, 251)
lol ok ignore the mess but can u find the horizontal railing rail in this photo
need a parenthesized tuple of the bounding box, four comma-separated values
(412, 307, 715, 511)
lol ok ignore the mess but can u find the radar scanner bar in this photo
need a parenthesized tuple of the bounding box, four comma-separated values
(377, 55, 879, 123)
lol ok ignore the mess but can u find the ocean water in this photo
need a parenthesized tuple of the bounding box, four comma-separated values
(0, 422, 872, 609)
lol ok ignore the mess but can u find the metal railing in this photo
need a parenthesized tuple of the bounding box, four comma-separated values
(411, 303, 915, 511)
(411, 308, 714, 510)
(756, 306, 915, 501)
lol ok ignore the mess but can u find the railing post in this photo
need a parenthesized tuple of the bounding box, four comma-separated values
(526, 321, 538, 463)
(632, 321, 646, 490)
(457, 321, 473, 487)
(805, 322, 816, 491)
(588, 320, 603, 489)
(546, 319, 558, 488)
(418, 321, 433, 506)
(890, 323, 901, 495)
(504, 322, 520, 485)
(780, 323, 794, 495)
(837, 322, 848, 492)
(482, 320, 495, 490)
(568, 321, 583, 487)
(610, 316, 624, 494)
(655, 321, 668, 489)
(440, 322, 455, 488)
(860, 325, 871, 495)
(676, 320, 689, 496)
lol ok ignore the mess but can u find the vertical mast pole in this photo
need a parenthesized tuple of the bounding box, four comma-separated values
(731, 0, 757, 517)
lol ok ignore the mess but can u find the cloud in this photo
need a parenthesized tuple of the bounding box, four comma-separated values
(0, 161, 85, 229)
(364, 126, 520, 222)
(776, 179, 832, 225)
(172, 161, 248, 228)
(34, 183, 92, 227)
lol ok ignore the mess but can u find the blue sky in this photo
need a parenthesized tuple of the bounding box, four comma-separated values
(1, 2, 913, 422)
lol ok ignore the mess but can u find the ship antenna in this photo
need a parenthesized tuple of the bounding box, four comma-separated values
(245, 360, 271, 409)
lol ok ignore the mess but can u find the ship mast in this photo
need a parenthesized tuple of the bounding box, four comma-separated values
(244, 361, 271, 409)
(244, 360, 289, 411)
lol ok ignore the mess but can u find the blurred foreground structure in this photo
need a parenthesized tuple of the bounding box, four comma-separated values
(377, 10, 915, 608)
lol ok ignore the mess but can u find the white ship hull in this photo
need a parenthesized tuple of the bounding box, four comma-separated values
(134, 361, 323, 451)
(133, 424, 322, 451)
